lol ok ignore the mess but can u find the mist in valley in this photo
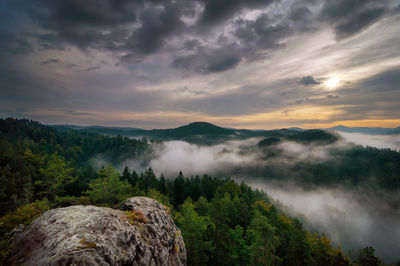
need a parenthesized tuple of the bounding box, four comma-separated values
(335, 131, 400, 150)
(246, 181, 400, 262)
(92, 132, 400, 262)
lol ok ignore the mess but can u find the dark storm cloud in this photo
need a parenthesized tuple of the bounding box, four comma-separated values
(3, 0, 287, 73)
(234, 14, 292, 50)
(335, 8, 386, 39)
(174, 12, 293, 74)
(321, 0, 389, 39)
(288, 6, 314, 31)
(11, 0, 193, 58)
(13, 38, 34, 55)
(198, 0, 277, 26)
(124, 3, 186, 56)
(173, 49, 242, 74)
(321, 0, 368, 21)
(40, 58, 59, 65)
(0, 32, 34, 55)
(207, 55, 241, 72)
(300, 76, 320, 86)
(3, 0, 397, 75)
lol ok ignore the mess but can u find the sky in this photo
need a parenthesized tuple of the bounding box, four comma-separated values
(0, 0, 400, 129)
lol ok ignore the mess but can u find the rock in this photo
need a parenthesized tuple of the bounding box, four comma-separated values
(6, 224, 25, 239)
(9, 197, 186, 266)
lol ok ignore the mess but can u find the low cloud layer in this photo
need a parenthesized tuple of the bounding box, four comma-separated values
(122, 138, 261, 176)
(248, 181, 400, 262)
(109, 134, 400, 261)
(336, 131, 400, 150)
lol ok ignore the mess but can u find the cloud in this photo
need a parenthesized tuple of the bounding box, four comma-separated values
(124, 3, 187, 57)
(198, 0, 277, 27)
(145, 139, 260, 176)
(334, 8, 386, 39)
(40, 58, 59, 65)
(321, 0, 389, 39)
(2, 0, 396, 74)
(249, 181, 400, 263)
(300, 75, 320, 86)
(335, 131, 400, 150)
(173, 49, 242, 74)
(0, 32, 34, 55)
(13, 38, 34, 55)
(361, 66, 400, 92)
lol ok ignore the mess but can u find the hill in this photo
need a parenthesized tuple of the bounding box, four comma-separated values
(50, 121, 301, 144)
(152, 121, 236, 137)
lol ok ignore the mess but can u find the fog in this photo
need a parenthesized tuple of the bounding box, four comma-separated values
(93, 133, 400, 262)
(335, 131, 400, 150)
(128, 138, 352, 176)
(246, 180, 400, 262)
(121, 138, 262, 176)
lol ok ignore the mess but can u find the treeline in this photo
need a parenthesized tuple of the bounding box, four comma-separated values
(0, 118, 150, 166)
(0, 118, 150, 215)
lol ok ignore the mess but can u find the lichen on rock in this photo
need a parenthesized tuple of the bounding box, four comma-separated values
(8, 197, 186, 266)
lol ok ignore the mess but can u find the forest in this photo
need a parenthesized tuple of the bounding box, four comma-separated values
(0, 118, 390, 265)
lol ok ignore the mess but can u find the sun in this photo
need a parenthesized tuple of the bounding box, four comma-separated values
(325, 77, 341, 89)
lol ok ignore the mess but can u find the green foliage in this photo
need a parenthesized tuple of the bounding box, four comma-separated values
(258, 137, 281, 146)
(287, 130, 339, 144)
(55, 196, 91, 207)
(356, 246, 383, 266)
(249, 211, 280, 265)
(176, 199, 214, 266)
(146, 189, 172, 211)
(0, 118, 149, 215)
(0, 199, 50, 236)
(0, 118, 149, 166)
(85, 165, 134, 206)
(229, 225, 251, 265)
(36, 152, 76, 201)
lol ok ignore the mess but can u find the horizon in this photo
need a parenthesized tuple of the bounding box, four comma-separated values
(1, 0, 400, 129)
(2, 116, 400, 131)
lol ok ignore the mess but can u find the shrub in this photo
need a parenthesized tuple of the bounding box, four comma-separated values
(125, 210, 147, 226)
(55, 196, 91, 207)
(0, 199, 50, 236)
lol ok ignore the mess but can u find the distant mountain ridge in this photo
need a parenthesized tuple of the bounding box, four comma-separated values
(51, 122, 400, 135)
(49, 121, 400, 145)
(50, 121, 299, 144)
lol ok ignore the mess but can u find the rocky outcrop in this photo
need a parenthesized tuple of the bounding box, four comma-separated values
(9, 197, 186, 266)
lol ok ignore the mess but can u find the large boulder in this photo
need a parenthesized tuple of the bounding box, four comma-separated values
(9, 197, 186, 266)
